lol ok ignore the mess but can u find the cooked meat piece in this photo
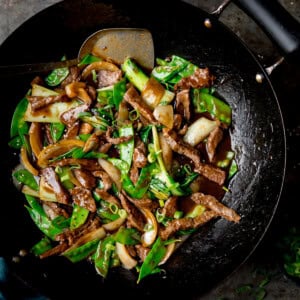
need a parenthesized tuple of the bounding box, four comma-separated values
(193, 210, 217, 227)
(175, 89, 191, 121)
(118, 192, 146, 231)
(133, 139, 147, 168)
(73, 169, 97, 189)
(99, 142, 112, 154)
(130, 164, 139, 184)
(122, 190, 158, 210)
(135, 244, 150, 262)
(206, 125, 223, 162)
(44, 124, 54, 144)
(175, 67, 215, 90)
(60, 103, 89, 126)
(159, 210, 217, 240)
(97, 69, 122, 88)
(83, 132, 100, 152)
(162, 128, 201, 167)
(123, 86, 158, 125)
(93, 170, 113, 191)
(162, 196, 178, 217)
(159, 218, 194, 240)
(56, 217, 101, 246)
(70, 186, 97, 212)
(163, 127, 225, 185)
(173, 114, 188, 135)
(94, 189, 121, 207)
(40, 167, 70, 204)
(27, 94, 70, 112)
(60, 66, 81, 88)
(86, 85, 97, 101)
(191, 192, 240, 223)
(40, 242, 69, 259)
(50, 158, 102, 171)
(194, 163, 226, 186)
(64, 121, 79, 139)
(106, 126, 133, 144)
(43, 201, 70, 219)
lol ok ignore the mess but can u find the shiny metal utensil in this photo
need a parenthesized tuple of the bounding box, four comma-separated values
(0, 28, 154, 77)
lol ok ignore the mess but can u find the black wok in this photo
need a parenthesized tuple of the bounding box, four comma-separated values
(0, 0, 291, 298)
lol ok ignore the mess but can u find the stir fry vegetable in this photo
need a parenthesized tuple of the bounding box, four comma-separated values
(9, 52, 240, 283)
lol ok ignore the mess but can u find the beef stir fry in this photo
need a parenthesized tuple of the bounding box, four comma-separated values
(9, 53, 240, 282)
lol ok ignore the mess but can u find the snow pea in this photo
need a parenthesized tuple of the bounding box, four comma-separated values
(192, 88, 232, 125)
(45, 56, 69, 86)
(63, 238, 100, 263)
(50, 122, 65, 143)
(119, 123, 134, 172)
(25, 194, 46, 217)
(70, 204, 89, 230)
(25, 206, 63, 240)
(13, 169, 39, 191)
(10, 97, 28, 138)
(137, 237, 167, 283)
(113, 78, 126, 109)
(94, 236, 116, 278)
(114, 227, 140, 245)
(31, 236, 53, 256)
(78, 54, 101, 66)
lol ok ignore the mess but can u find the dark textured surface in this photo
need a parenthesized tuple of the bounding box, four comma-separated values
(0, 1, 299, 299)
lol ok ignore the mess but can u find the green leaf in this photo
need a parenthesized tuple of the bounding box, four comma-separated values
(137, 237, 167, 283)
(13, 169, 39, 191)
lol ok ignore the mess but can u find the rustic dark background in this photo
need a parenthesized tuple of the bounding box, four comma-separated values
(0, 1, 300, 299)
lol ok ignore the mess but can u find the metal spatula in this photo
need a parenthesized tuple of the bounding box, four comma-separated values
(0, 28, 154, 77)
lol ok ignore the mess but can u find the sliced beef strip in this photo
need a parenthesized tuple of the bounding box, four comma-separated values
(27, 94, 70, 112)
(175, 89, 191, 121)
(39, 242, 69, 259)
(40, 167, 70, 204)
(118, 191, 146, 232)
(60, 103, 89, 126)
(175, 67, 215, 90)
(60, 66, 81, 88)
(191, 192, 240, 223)
(194, 163, 226, 186)
(43, 201, 71, 219)
(50, 158, 102, 171)
(132, 139, 147, 168)
(206, 125, 223, 163)
(162, 128, 226, 185)
(159, 218, 194, 240)
(159, 210, 217, 240)
(162, 128, 201, 167)
(135, 244, 150, 262)
(55, 217, 101, 246)
(94, 188, 121, 207)
(121, 190, 158, 210)
(70, 186, 97, 212)
(73, 169, 97, 189)
(162, 196, 178, 218)
(123, 86, 158, 125)
(97, 69, 122, 88)
(92, 170, 113, 191)
(106, 126, 133, 145)
(64, 121, 80, 139)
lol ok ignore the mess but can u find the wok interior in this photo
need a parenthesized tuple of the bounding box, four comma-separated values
(0, 0, 285, 297)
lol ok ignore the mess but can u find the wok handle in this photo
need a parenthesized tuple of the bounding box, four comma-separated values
(233, 0, 300, 63)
